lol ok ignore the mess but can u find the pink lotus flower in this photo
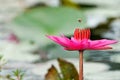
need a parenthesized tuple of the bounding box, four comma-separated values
(46, 28, 117, 51)
(46, 27, 117, 80)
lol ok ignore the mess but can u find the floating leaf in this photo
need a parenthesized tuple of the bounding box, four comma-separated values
(11, 7, 86, 46)
(45, 65, 62, 80)
(58, 58, 79, 80)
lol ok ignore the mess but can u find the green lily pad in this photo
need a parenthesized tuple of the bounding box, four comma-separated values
(12, 7, 86, 46)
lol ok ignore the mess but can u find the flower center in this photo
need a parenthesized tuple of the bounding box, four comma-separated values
(74, 28, 90, 40)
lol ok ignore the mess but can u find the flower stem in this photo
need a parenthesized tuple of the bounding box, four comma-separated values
(79, 51, 83, 80)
